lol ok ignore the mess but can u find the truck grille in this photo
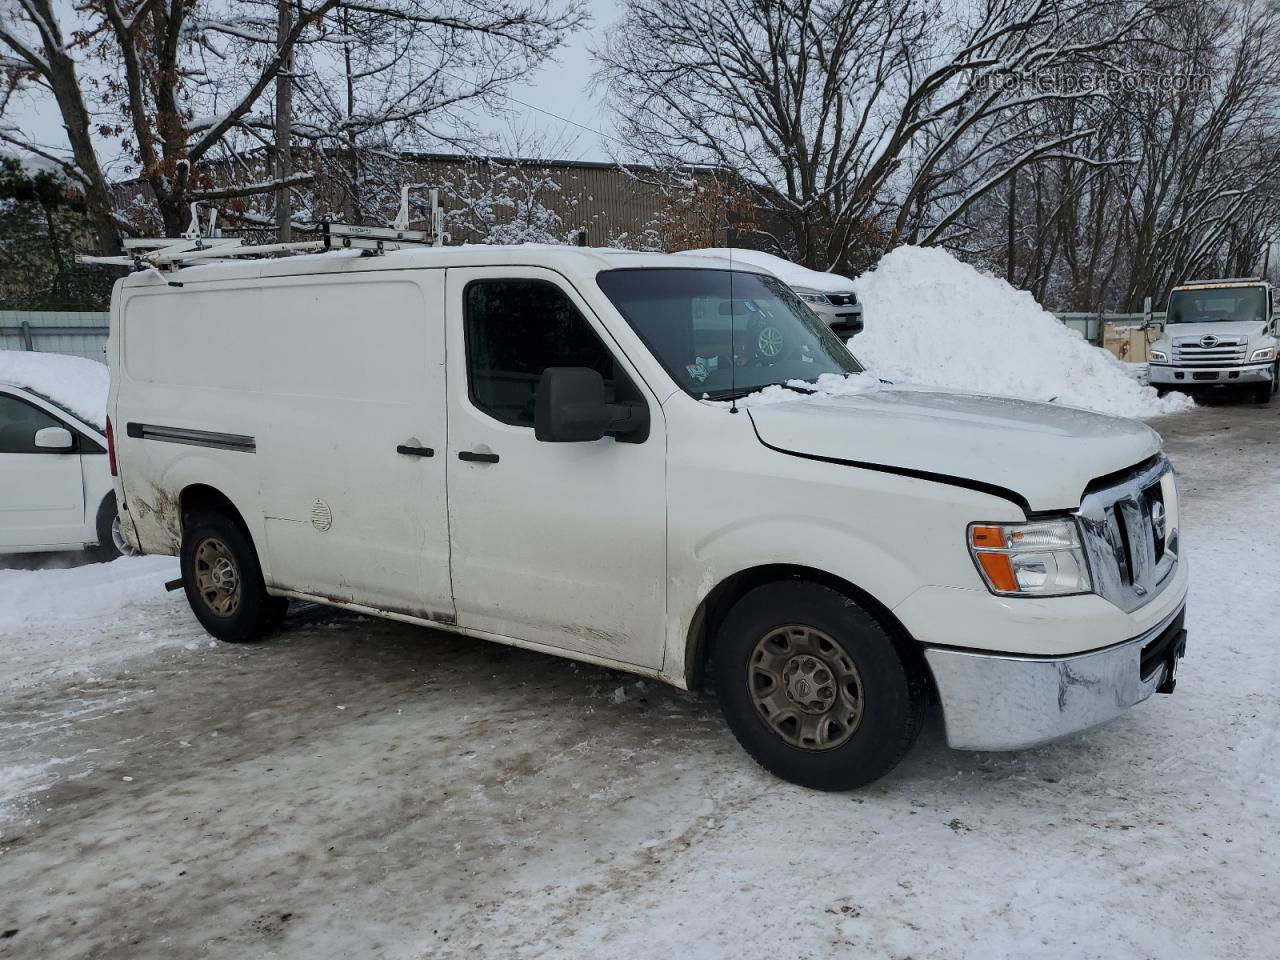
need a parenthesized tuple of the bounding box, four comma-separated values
(1171, 334, 1247, 366)
(1076, 456, 1179, 613)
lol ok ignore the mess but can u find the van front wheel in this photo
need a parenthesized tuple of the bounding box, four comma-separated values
(180, 516, 285, 643)
(713, 581, 925, 790)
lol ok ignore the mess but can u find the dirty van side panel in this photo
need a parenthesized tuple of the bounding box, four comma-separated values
(116, 284, 266, 558)
(255, 272, 453, 619)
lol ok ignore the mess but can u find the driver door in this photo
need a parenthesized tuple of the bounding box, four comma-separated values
(443, 266, 668, 669)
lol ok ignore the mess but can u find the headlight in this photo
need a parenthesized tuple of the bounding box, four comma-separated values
(968, 519, 1092, 597)
(792, 287, 829, 305)
(1250, 347, 1276, 362)
(1149, 349, 1169, 363)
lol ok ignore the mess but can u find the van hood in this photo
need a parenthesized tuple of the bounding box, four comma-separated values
(1159, 320, 1267, 343)
(747, 388, 1161, 512)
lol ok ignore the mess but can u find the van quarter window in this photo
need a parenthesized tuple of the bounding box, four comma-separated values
(464, 278, 620, 427)
(0, 393, 66, 454)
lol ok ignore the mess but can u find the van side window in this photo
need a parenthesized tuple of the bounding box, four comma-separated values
(464, 278, 617, 427)
(0, 393, 64, 454)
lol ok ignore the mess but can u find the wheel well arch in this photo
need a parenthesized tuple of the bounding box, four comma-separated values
(179, 483, 252, 539)
(683, 564, 931, 694)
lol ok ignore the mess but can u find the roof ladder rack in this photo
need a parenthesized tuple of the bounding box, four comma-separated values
(78, 188, 450, 272)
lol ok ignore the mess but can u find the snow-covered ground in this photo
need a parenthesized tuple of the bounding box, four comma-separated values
(0, 555, 185, 695)
(851, 247, 1191, 419)
(0, 402, 1276, 959)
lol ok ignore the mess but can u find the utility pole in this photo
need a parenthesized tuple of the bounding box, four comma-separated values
(275, 0, 294, 242)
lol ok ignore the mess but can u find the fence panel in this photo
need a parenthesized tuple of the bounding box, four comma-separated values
(0, 311, 110, 362)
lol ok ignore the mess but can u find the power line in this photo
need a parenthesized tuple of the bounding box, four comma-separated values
(436, 67, 632, 152)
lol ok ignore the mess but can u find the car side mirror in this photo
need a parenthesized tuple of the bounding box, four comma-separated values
(534, 367, 649, 443)
(34, 426, 75, 451)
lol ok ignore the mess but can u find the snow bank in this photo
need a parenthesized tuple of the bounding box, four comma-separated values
(0, 350, 109, 429)
(851, 247, 1192, 419)
(0, 555, 186, 692)
(677, 248, 855, 294)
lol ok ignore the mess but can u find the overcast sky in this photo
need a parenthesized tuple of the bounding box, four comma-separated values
(7, 0, 619, 173)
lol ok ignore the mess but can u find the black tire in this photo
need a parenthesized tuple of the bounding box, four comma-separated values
(91, 493, 122, 562)
(261, 595, 291, 631)
(180, 513, 281, 643)
(712, 581, 926, 791)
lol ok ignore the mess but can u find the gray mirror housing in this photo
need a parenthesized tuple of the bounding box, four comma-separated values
(534, 367, 649, 443)
(34, 426, 75, 451)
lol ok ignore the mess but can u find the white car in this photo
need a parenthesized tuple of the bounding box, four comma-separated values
(104, 245, 1188, 790)
(0, 357, 121, 558)
(677, 247, 864, 336)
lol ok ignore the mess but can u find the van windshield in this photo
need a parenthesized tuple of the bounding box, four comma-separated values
(1167, 286, 1267, 324)
(596, 268, 861, 399)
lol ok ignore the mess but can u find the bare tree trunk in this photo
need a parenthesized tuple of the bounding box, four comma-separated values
(276, 0, 295, 242)
(1006, 171, 1017, 284)
(23, 0, 121, 254)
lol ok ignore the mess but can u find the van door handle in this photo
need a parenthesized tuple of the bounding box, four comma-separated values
(396, 444, 434, 457)
(458, 450, 499, 464)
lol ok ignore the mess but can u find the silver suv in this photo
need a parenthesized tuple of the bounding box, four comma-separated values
(791, 287, 864, 338)
(1148, 279, 1279, 404)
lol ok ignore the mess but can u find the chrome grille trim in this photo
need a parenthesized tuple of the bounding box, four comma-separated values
(1171, 334, 1248, 366)
(1076, 456, 1178, 614)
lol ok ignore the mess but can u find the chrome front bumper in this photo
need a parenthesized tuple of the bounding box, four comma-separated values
(1148, 362, 1273, 385)
(923, 603, 1187, 751)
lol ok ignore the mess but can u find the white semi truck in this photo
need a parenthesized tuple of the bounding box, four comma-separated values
(1148, 278, 1279, 403)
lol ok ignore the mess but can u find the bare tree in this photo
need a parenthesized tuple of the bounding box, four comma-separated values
(0, 0, 124, 252)
(961, 0, 1280, 311)
(0, 0, 585, 248)
(596, 0, 1152, 273)
(441, 125, 583, 244)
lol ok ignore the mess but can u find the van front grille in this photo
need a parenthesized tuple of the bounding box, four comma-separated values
(1076, 457, 1178, 614)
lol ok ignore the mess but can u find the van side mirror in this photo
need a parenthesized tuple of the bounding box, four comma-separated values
(34, 426, 75, 451)
(534, 367, 649, 443)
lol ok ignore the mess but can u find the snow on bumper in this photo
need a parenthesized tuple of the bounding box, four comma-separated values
(924, 602, 1187, 751)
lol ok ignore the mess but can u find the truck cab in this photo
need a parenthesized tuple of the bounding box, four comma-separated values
(105, 244, 1189, 790)
(1148, 279, 1279, 403)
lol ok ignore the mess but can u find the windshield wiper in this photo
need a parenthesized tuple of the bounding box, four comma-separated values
(705, 380, 816, 402)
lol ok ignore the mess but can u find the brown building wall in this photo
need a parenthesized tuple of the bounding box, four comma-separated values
(110, 152, 784, 254)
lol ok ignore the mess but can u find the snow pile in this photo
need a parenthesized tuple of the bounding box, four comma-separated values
(677, 248, 855, 294)
(0, 555, 186, 692)
(850, 247, 1193, 419)
(0, 350, 109, 428)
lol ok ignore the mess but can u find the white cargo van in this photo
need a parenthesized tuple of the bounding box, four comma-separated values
(107, 245, 1189, 789)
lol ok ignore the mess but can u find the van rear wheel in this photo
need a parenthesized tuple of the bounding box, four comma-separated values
(712, 581, 925, 791)
(180, 515, 285, 643)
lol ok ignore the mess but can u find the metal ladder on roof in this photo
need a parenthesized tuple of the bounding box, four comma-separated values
(79, 185, 449, 272)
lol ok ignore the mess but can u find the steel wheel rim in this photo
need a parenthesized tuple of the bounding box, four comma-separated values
(194, 537, 241, 618)
(748, 624, 864, 751)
